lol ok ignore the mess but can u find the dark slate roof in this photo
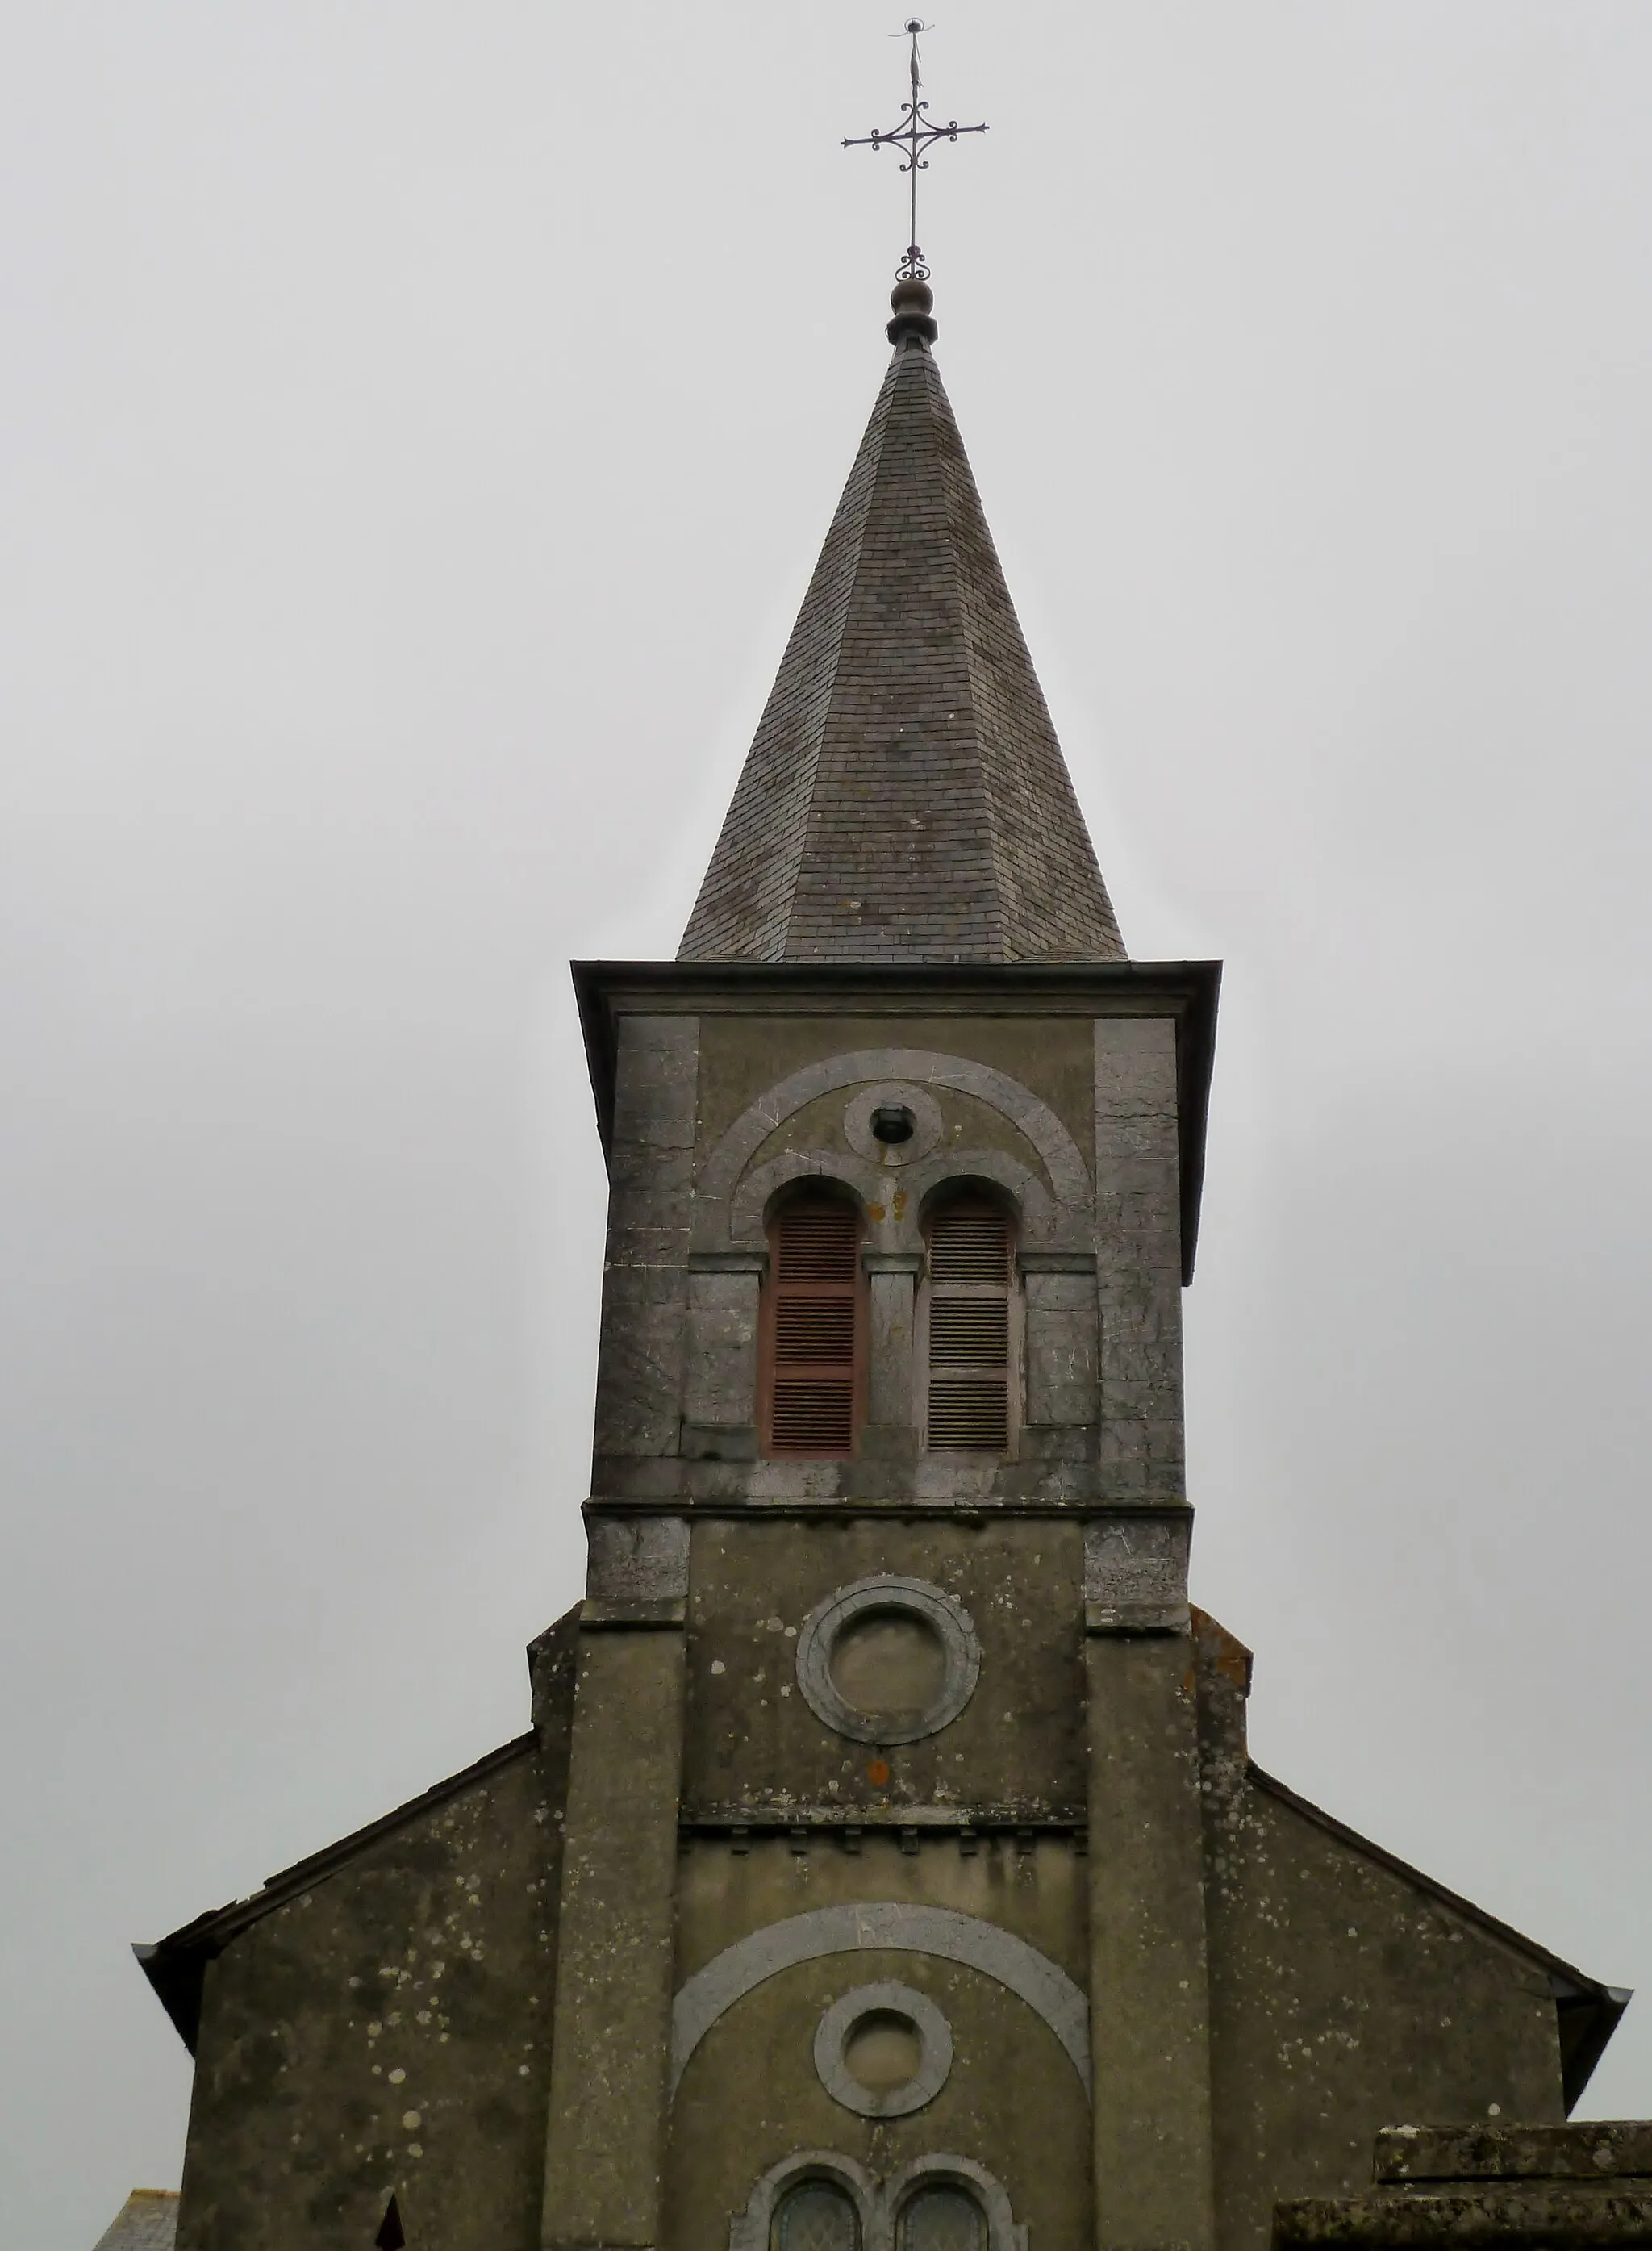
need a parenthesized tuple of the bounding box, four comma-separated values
(679, 303, 1126, 965)
(92, 2191, 179, 2251)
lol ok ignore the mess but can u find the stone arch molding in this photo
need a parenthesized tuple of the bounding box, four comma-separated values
(729, 2149, 1026, 2251)
(669, 1902, 1091, 2099)
(695, 1049, 1091, 1255)
(730, 2153, 879, 2251)
(730, 1148, 1055, 1257)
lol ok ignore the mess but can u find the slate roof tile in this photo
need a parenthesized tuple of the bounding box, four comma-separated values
(678, 325, 1125, 964)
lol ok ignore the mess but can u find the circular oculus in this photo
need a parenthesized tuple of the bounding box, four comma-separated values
(841, 1082, 945, 1168)
(795, 1575, 980, 1745)
(812, 1982, 954, 2119)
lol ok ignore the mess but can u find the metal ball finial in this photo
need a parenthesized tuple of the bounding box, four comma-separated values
(886, 274, 938, 347)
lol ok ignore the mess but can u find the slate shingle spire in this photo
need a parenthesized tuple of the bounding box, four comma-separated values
(679, 279, 1127, 965)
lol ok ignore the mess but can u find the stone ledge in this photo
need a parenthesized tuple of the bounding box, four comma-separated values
(1085, 1599, 1191, 1637)
(1276, 2124, 1652, 2250)
(1375, 2124, 1652, 2186)
(682, 1804, 1086, 1831)
(678, 1421, 760, 1461)
(686, 1248, 768, 1275)
(544, 2241, 661, 2251)
(1275, 2187, 1652, 2247)
(862, 1248, 925, 1275)
(580, 1598, 686, 1630)
(585, 1489, 1191, 1520)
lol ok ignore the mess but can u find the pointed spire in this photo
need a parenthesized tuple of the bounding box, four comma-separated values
(679, 290, 1126, 965)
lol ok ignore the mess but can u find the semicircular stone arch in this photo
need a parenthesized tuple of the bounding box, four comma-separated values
(731, 1151, 889, 1249)
(695, 1050, 1091, 1255)
(728, 2149, 1024, 2251)
(729, 1147, 1056, 1254)
(900, 1151, 1056, 1247)
(669, 1902, 1091, 2099)
(729, 2152, 882, 2251)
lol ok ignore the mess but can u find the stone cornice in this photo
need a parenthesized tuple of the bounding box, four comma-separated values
(571, 957, 1221, 1282)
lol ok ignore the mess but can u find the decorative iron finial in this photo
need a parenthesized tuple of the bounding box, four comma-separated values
(842, 18, 987, 311)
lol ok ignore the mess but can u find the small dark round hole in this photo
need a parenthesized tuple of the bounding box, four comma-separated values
(870, 1105, 916, 1146)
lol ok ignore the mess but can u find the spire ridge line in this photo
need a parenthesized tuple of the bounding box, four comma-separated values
(678, 338, 1125, 967)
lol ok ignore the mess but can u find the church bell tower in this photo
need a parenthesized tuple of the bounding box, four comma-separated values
(140, 97, 1626, 2251)
(556, 266, 1219, 2251)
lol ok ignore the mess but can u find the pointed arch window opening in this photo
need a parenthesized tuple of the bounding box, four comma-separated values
(761, 1191, 869, 1458)
(920, 1194, 1019, 1455)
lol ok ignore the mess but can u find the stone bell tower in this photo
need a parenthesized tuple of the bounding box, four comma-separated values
(555, 269, 1216, 2251)
(141, 273, 1625, 2251)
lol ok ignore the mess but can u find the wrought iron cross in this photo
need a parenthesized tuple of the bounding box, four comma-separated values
(842, 19, 987, 282)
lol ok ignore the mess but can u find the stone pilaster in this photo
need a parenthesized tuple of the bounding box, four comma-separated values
(540, 1518, 690, 2251)
(1086, 1514, 1215, 2251)
(1021, 1247, 1100, 1431)
(682, 1250, 766, 1460)
(863, 1247, 922, 1440)
(1095, 1017, 1185, 1501)
(590, 1014, 699, 1472)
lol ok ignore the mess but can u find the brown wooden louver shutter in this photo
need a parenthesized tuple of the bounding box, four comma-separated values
(926, 1199, 1012, 1451)
(762, 1196, 862, 1457)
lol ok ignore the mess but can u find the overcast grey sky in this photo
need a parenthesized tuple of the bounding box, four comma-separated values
(3, 3, 1651, 2242)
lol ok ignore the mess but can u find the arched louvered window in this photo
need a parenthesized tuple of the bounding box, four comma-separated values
(760, 1192, 865, 1457)
(899, 2186, 986, 2251)
(924, 1193, 1016, 1453)
(774, 2179, 860, 2251)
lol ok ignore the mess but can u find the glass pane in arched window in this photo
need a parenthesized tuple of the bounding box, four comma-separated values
(775, 2179, 859, 2251)
(899, 2185, 985, 2251)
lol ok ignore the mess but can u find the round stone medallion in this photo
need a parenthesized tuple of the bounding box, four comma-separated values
(842, 1083, 945, 1168)
(795, 1575, 980, 1745)
(812, 1982, 953, 2119)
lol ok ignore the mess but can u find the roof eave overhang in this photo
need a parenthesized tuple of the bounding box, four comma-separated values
(133, 1731, 540, 2054)
(571, 958, 1221, 1284)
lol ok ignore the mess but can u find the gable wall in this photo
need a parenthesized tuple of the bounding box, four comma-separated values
(1192, 1625, 1566, 2251)
(174, 1622, 578, 2251)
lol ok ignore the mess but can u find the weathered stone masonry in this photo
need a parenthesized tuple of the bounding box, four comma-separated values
(134, 279, 1630, 2251)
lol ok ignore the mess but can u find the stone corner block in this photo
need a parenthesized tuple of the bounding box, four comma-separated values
(585, 1513, 690, 1606)
(681, 1421, 760, 1461)
(1084, 1512, 1191, 1636)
